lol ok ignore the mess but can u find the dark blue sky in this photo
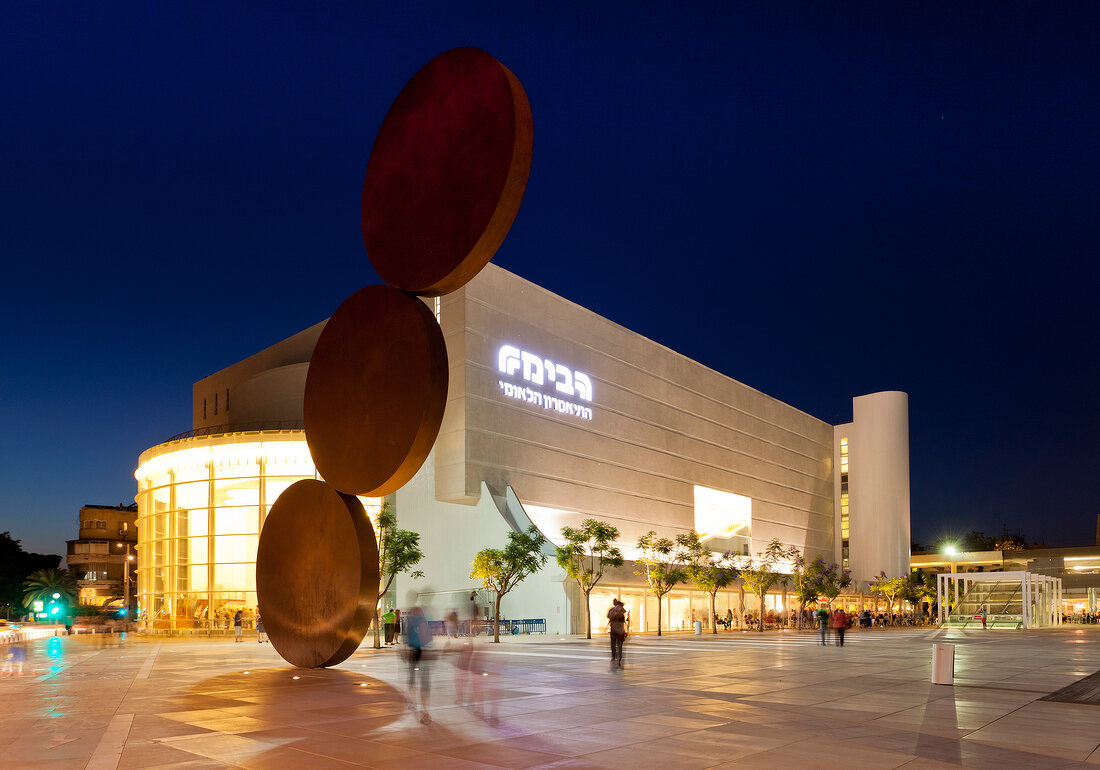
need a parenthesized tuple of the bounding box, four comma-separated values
(1, 2, 1096, 556)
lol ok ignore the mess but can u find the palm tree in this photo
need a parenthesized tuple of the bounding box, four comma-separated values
(23, 568, 79, 609)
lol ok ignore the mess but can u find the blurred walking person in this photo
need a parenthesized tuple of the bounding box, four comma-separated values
(816, 606, 830, 645)
(403, 606, 433, 723)
(382, 607, 396, 645)
(832, 607, 849, 646)
(3, 639, 26, 676)
(608, 599, 628, 669)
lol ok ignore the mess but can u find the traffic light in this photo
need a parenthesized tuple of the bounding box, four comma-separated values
(47, 592, 65, 619)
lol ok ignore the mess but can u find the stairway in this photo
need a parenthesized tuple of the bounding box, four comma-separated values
(942, 579, 1024, 629)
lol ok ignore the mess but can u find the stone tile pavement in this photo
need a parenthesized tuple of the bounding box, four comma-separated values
(3, 625, 1100, 768)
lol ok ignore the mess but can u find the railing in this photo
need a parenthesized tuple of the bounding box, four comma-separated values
(163, 421, 304, 443)
(469, 618, 546, 635)
(0, 624, 66, 643)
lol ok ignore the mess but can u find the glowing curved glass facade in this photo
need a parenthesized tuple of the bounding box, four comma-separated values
(134, 430, 314, 632)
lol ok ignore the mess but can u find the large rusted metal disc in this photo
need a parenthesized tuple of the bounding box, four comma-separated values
(304, 284, 448, 496)
(361, 47, 533, 296)
(256, 479, 379, 668)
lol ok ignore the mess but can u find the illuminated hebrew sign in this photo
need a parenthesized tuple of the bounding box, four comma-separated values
(497, 344, 593, 421)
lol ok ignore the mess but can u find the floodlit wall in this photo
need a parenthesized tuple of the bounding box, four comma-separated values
(393, 450, 572, 634)
(840, 391, 911, 585)
(435, 264, 837, 562)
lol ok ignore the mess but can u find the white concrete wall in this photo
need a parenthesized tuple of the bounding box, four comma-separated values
(844, 391, 911, 585)
(229, 363, 310, 424)
(394, 450, 573, 634)
(192, 321, 325, 430)
(435, 265, 836, 565)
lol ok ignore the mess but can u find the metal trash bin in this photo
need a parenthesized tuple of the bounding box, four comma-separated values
(931, 642, 955, 685)
(694, 621, 703, 635)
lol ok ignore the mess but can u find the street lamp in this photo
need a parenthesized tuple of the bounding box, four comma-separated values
(116, 542, 135, 617)
(944, 544, 958, 574)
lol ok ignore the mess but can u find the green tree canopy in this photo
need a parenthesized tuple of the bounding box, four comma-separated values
(1, 532, 61, 619)
(470, 525, 548, 642)
(680, 530, 738, 634)
(23, 568, 78, 617)
(791, 554, 848, 626)
(556, 519, 623, 639)
(738, 539, 798, 632)
(634, 531, 690, 636)
(901, 569, 936, 611)
(371, 500, 425, 648)
(869, 571, 908, 612)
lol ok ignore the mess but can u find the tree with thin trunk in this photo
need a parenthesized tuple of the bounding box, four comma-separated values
(470, 526, 547, 642)
(556, 519, 623, 639)
(738, 539, 797, 632)
(869, 571, 906, 614)
(792, 552, 817, 629)
(371, 500, 425, 648)
(817, 560, 852, 609)
(634, 531, 688, 636)
(680, 530, 738, 634)
(795, 555, 851, 625)
(901, 569, 935, 619)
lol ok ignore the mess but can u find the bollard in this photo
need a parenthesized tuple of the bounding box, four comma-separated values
(931, 642, 955, 685)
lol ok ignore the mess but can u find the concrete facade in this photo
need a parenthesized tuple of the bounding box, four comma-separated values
(835, 391, 912, 584)
(191, 321, 323, 430)
(66, 503, 138, 607)
(436, 265, 837, 563)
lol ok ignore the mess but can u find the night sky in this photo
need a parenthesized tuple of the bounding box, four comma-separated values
(1, 2, 1096, 557)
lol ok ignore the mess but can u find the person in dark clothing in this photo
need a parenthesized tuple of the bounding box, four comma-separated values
(816, 607, 830, 645)
(832, 608, 848, 646)
(607, 599, 628, 669)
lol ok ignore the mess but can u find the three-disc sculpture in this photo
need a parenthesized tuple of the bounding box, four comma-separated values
(257, 47, 533, 668)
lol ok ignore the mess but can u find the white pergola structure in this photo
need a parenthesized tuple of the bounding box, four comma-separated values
(936, 570, 1063, 629)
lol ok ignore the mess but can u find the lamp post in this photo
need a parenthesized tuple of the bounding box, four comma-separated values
(943, 544, 959, 616)
(116, 542, 134, 617)
(944, 545, 958, 574)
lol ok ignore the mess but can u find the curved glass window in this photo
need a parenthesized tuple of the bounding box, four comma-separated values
(134, 432, 314, 632)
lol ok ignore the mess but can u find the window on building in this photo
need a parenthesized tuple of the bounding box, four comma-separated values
(214, 392, 218, 415)
(839, 437, 850, 562)
(203, 398, 207, 420)
(693, 485, 752, 555)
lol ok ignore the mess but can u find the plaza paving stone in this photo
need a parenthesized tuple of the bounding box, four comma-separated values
(3, 626, 1100, 768)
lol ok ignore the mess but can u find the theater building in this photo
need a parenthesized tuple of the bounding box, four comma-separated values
(134, 264, 910, 634)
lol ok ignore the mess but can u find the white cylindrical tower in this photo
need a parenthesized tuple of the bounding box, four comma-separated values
(847, 391, 910, 585)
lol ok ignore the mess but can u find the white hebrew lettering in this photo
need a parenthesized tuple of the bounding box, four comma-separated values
(554, 364, 574, 396)
(496, 344, 594, 421)
(498, 345, 521, 376)
(574, 373, 592, 402)
(521, 351, 544, 385)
